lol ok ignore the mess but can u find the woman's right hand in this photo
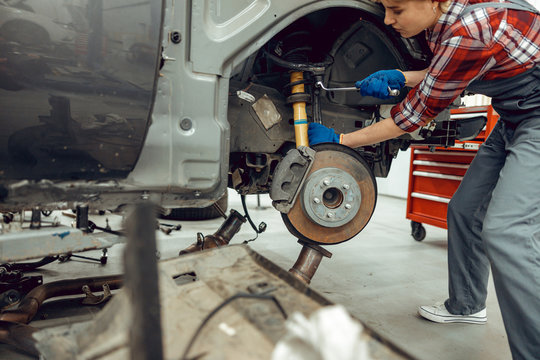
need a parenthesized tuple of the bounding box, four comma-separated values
(355, 69, 406, 99)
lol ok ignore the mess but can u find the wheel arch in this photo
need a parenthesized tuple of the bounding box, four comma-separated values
(197, 1, 384, 77)
(222, 1, 430, 79)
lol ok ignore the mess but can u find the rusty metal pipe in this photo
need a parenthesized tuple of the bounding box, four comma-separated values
(289, 241, 332, 284)
(210, 209, 247, 244)
(0, 274, 122, 324)
(0, 320, 40, 356)
(179, 209, 246, 255)
(2, 256, 58, 272)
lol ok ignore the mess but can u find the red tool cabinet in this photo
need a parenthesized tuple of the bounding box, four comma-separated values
(406, 105, 499, 241)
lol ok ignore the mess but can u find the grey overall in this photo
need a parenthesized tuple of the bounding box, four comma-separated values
(444, 3, 540, 359)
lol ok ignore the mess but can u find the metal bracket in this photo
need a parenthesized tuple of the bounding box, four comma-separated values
(81, 283, 112, 305)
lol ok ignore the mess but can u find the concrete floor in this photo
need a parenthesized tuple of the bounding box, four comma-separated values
(0, 191, 511, 359)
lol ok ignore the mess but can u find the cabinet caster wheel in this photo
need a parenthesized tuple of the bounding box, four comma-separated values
(411, 221, 426, 241)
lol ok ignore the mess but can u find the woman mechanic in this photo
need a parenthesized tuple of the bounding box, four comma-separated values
(307, 0, 539, 358)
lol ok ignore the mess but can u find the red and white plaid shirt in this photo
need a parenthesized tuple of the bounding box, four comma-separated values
(391, 0, 540, 132)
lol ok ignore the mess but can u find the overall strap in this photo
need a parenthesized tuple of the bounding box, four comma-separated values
(461, 0, 539, 16)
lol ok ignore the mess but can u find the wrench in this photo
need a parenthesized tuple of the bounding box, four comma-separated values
(316, 81, 400, 96)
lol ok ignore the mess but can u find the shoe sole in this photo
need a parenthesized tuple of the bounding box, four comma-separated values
(418, 307, 487, 324)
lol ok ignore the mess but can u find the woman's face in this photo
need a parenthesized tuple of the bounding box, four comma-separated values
(381, 0, 441, 38)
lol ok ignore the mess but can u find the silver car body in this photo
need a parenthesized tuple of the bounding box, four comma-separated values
(1, 0, 440, 213)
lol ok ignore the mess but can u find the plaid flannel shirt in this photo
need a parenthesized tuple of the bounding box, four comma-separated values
(391, 0, 540, 132)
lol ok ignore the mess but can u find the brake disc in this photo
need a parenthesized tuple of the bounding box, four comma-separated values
(282, 143, 377, 245)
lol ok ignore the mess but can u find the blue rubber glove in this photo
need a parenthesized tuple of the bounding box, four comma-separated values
(308, 122, 341, 146)
(355, 70, 406, 99)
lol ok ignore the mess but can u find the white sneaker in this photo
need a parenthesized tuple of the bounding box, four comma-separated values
(418, 302, 487, 324)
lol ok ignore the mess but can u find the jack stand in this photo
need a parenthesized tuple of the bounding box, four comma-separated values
(179, 209, 246, 255)
(289, 240, 332, 284)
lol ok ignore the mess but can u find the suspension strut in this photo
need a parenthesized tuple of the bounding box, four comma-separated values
(266, 35, 335, 283)
(289, 71, 310, 147)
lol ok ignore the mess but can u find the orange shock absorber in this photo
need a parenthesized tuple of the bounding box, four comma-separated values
(290, 71, 309, 147)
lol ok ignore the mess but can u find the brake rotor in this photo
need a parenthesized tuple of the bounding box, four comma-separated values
(282, 143, 377, 245)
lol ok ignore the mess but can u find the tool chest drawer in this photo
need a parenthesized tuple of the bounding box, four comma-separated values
(406, 148, 476, 229)
(405, 105, 499, 240)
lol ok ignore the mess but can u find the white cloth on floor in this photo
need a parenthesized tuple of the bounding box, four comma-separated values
(271, 304, 371, 360)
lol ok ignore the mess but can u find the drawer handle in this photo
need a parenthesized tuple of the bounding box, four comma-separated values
(413, 171, 464, 181)
(411, 192, 451, 204)
(413, 160, 469, 169)
(414, 150, 476, 157)
(450, 112, 487, 119)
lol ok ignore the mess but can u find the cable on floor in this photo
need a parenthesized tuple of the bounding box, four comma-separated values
(240, 195, 267, 244)
(180, 291, 287, 360)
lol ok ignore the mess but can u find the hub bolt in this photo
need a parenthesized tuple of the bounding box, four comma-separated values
(326, 212, 334, 218)
(323, 179, 331, 186)
(313, 197, 321, 204)
(345, 203, 352, 209)
(342, 184, 350, 190)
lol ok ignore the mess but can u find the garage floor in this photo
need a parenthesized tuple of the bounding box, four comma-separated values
(0, 191, 511, 359)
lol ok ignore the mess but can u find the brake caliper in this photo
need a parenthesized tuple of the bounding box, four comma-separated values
(269, 146, 315, 214)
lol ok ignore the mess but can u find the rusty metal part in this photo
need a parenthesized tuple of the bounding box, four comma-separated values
(158, 223, 172, 235)
(0, 320, 40, 356)
(0, 275, 43, 310)
(284, 143, 376, 245)
(1, 256, 57, 272)
(61, 211, 76, 219)
(212, 200, 228, 219)
(0, 275, 122, 324)
(81, 284, 112, 305)
(289, 240, 332, 284)
(179, 209, 246, 255)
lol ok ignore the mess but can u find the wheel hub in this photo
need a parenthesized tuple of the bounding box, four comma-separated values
(301, 167, 361, 228)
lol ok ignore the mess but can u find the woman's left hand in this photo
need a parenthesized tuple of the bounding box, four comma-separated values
(308, 123, 341, 145)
